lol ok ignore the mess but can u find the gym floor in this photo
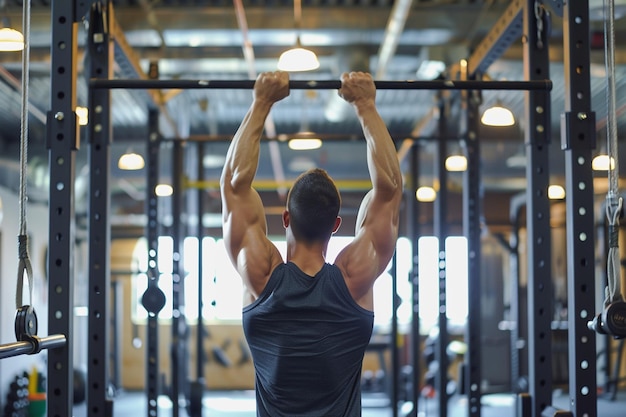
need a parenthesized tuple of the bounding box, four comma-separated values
(71, 389, 626, 416)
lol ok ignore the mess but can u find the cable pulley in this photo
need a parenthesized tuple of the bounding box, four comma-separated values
(14, 306, 37, 341)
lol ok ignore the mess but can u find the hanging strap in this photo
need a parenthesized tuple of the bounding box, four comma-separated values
(603, 0, 623, 307)
(605, 198, 623, 306)
(15, 0, 34, 310)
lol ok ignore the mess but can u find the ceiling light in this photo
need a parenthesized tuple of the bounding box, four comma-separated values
(481, 103, 515, 127)
(76, 106, 89, 126)
(0, 27, 24, 52)
(278, 0, 319, 72)
(592, 154, 616, 171)
(445, 155, 467, 172)
(548, 185, 565, 200)
(277, 38, 319, 72)
(155, 184, 173, 197)
(288, 137, 322, 150)
(118, 151, 145, 170)
(416, 186, 436, 202)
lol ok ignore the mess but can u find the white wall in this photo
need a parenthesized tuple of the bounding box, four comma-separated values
(0, 186, 50, 405)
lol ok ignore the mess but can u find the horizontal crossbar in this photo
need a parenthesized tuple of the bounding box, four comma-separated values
(90, 79, 552, 91)
(0, 334, 67, 360)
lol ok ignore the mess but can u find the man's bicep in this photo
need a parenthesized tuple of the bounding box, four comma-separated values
(222, 186, 268, 258)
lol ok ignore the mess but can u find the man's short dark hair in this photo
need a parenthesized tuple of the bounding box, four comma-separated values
(287, 168, 341, 243)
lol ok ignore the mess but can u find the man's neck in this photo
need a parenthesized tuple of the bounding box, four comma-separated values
(287, 242, 327, 276)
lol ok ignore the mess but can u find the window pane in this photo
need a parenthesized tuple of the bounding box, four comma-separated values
(395, 237, 413, 326)
(418, 236, 439, 332)
(184, 237, 199, 320)
(214, 239, 245, 320)
(445, 236, 468, 325)
(417, 236, 468, 333)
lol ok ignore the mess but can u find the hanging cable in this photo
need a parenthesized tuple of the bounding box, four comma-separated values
(589, 0, 626, 338)
(603, 0, 622, 307)
(1, 0, 69, 360)
(14, 0, 36, 339)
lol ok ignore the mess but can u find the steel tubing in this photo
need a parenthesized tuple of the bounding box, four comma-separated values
(90, 79, 552, 91)
(0, 334, 67, 360)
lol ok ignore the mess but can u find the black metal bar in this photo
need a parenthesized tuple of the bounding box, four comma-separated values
(48, 1, 79, 415)
(407, 145, 420, 417)
(0, 335, 67, 360)
(462, 79, 482, 416)
(434, 96, 449, 417)
(509, 194, 528, 396)
(561, 1, 598, 416)
(518, 393, 533, 417)
(390, 252, 399, 417)
(196, 142, 205, 382)
(89, 79, 552, 91)
(170, 139, 186, 417)
(144, 104, 162, 417)
(523, 1, 554, 415)
(111, 281, 123, 392)
(87, 2, 114, 416)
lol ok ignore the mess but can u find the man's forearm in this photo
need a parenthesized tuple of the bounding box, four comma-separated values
(355, 102, 402, 196)
(222, 99, 273, 191)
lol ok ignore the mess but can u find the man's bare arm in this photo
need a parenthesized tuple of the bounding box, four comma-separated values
(220, 72, 289, 297)
(335, 72, 403, 307)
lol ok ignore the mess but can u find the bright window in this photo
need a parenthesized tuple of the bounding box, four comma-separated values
(418, 236, 468, 332)
(132, 235, 467, 331)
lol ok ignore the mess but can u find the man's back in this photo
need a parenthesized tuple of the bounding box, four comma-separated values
(243, 262, 374, 417)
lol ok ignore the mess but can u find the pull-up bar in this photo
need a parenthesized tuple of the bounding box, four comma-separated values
(90, 79, 552, 91)
(0, 334, 67, 360)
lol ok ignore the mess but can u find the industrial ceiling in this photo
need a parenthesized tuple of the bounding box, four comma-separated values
(0, 0, 624, 234)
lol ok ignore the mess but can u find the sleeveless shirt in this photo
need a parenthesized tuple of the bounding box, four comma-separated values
(242, 262, 375, 417)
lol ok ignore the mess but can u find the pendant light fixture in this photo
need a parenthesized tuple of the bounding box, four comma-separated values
(277, 0, 319, 72)
(118, 148, 145, 170)
(481, 100, 515, 127)
(0, 2, 24, 52)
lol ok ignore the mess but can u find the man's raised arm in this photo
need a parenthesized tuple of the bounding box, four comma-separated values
(335, 72, 403, 307)
(220, 71, 289, 297)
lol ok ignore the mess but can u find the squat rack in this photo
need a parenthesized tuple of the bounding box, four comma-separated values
(35, 2, 598, 417)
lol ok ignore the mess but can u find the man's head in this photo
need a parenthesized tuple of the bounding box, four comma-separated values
(284, 168, 341, 243)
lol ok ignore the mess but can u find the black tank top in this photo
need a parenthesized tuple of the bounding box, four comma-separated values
(242, 262, 375, 417)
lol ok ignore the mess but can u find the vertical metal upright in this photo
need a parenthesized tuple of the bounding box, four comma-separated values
(522, 1, 554, 416)
(561, 1, 598, 416)
(461, 64, 482, 417)
(195, 142, 206, 386)
(47, 0, 83, 414)
(144, 62, 164, 416)
(170, 139, 186, 416)
(87, 2, 113, 416)
(407, 145, 421, 417)
(509, 193, 528, 396)
(390, 252, 399, 417)
(434, 96, 449, 417)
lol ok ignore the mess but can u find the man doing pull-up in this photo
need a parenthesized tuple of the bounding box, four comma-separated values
(220, 70, 403, 416)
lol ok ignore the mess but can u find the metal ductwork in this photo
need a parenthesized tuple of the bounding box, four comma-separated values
(323, 0, 414, 122)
